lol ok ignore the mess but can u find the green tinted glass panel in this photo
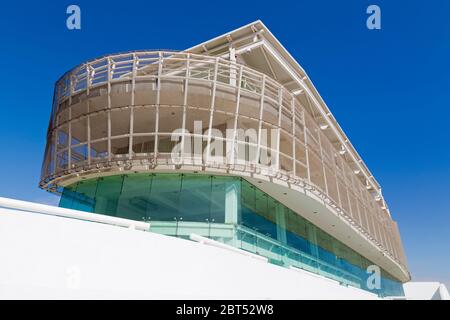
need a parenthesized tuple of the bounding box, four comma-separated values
(59, 173, 404, 297)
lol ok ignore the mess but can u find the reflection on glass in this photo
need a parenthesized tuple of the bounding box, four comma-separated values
(59, 173, 404, 297)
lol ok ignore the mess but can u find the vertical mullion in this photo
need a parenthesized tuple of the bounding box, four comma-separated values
(107, 58, 112, 162)
(303, 108, 311, 183)
(87, 114, 91, 165)
(67, 74, 74, 170)
(335, 162, 342, 208)
(86, 63, 91, 166)
(291, 95, 296, 176)
(128, 107, 134, 159)
(68, 104, 72, 170)
(256, 75, 266, 166)
(230, 65, 243, 166)
(154, 52, 163, 159)
(52, 130, 58, 177)
(129, 54, 137, 158)
(205, 57, 219, 163)
(181, 54, 190, 158)
(275, 90, 283, 172)
(317, 118, 329, 195)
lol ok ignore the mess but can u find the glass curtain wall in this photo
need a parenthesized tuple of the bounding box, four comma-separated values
(60, 173, 403, 297)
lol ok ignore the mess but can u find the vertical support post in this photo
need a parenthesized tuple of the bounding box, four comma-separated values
(52, 129, 58, 176)
(256, 75, 266, 166)
(129, 53, 137, 159)
(68, 98, 72, 169)
(154, 52, 163, 160)
(275, 91, 283, 173)
(225, 182, 239, 224)
(205, 57, 219, 163)
(86, 63, 91, 166)
(230, 65, 243, 166)
(128, 107, 134, 159)
(107, 58, 112, 162)
(181, 54, 190, 159)
(317, 126, 329, 196)
(87, 112, 91, 165)
(303, 109, 311, 183)
(291, 95, 296, 176)
(229, 47, 237, 87)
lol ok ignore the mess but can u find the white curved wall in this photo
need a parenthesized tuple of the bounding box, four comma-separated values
(0, 202, 379, 299)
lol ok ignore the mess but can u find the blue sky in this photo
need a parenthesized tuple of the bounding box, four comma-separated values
(0, 1, 449, 287)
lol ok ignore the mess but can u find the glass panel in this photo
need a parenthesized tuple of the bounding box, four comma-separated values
(147, 174, 181, 221)
(91, 140, 108, 161)
(59, 183, 77, 209)
(285, 209, 315, 256)
(133, 107, 156, 134)
(72, 179, 97, 212)
(110, 82, 132, 108)
(116, 174, 152, 221)
(56, 150, 69, 171)
(215, 85, 237, 114)
(57, 125, 69, 150)
(186, 80, 213, 110)
(280, 107, 293, 134)
(94, 176, 123, 216)
(262, 100, 279, 126)
(71, 118, 88, 144)
(238, 91, 260, 118)
(72, 144, 88, 164)
(132, 135, 155, 154)
(295, 140, 306, 165)
(160, 78, 184, 106)
(134, 79, 157, 105)
(185, 107, 210, 135)
(280, 154, 293, 173)
(111, 137, 129, 157)
(158, 106, 183, 134)
(157, 134, 178, 154)
(89, 112, 108, 140)
(179, 174, 212, 223)
(309, 150, 326, 191)
(111, 109, 130, 136)
(280, 131, 293, 157)
(211, 111, 234, 138)
(58, 172, 405, 297)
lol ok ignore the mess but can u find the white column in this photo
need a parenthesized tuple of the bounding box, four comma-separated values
(225, 182, 239, 224)
(229, 47, 237, 87)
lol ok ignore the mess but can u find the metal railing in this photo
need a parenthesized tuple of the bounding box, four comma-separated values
(0, 197, 150, 231)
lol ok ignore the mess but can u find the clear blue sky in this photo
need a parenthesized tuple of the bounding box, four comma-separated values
(0, 0, 449, 287)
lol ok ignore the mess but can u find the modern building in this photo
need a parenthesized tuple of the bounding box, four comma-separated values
(37, 20, 411, 297)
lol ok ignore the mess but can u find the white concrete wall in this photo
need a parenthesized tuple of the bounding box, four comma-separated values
(403, 282, 450, 300)
(0, 204, 381, 299)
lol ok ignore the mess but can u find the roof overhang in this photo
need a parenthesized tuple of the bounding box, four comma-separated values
(185, 20, 409, 281)
(186, 20, 389, 215)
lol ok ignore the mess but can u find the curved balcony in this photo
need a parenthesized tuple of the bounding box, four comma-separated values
(40, 50, 408, 277)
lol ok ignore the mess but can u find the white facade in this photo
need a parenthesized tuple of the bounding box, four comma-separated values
(0, 198, 380, 300)
(403, 282, 450, 300)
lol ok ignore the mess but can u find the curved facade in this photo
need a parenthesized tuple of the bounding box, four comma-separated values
(40, 22, 409, 294)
